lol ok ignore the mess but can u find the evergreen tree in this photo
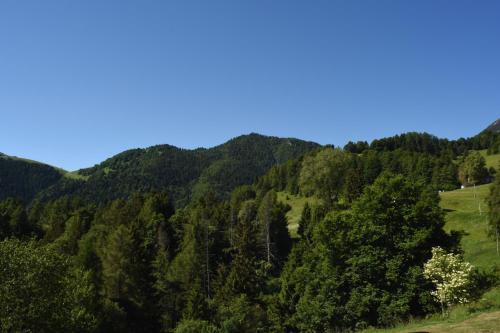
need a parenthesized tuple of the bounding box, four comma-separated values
(219, 200, 264, 300)
(53, 206, 94, 255)
(167, 193, 229, 323)
(0, 198, 35, 239)
(101, 224, 139, 303)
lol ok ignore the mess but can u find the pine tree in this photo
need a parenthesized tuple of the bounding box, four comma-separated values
(101, 224, 138, 302)
(221, 200, 263, 299)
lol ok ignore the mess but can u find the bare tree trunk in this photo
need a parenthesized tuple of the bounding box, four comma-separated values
(264, 202, 271, 265)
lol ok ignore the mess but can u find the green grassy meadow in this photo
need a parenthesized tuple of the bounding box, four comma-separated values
(441, 184, 497, 269)
(63, 170, 89, 180)
(481, 149, 500, 170)
(277, 191, 312, 237)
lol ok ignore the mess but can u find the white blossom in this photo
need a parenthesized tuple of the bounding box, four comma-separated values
(423, 247, 474, 310)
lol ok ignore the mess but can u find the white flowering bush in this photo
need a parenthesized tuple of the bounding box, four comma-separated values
(423, 247, 474, 314)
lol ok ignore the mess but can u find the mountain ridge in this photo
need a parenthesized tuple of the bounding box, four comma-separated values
(35, 133, 321, 206)
(484, 118, 500, 133)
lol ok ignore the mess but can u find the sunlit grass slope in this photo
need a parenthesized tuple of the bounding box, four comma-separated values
(276, 191, 318, 238)
(63, 171, 89, 180)
(480, 149, 500, 170)
(441, 184, 498, 269)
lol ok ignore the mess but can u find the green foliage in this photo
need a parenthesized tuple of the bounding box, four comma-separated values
(165, 193, 230, 325)
(277, 174, 460, 331)
(360, 180, 500, 332)
(344, 140, 369, 154)
(0, 198, 38, 239)
(458, 151, 489, 186)
(216, 294, 269, 333)
(173, 319, 218, 333)
(0, 239, 98, 332)
(369, 131, 500, 156)
(299, 148, 351, 204)
(52, 205, 94, 255)
(101, 224, 138, 302)
(220, 199, 264, 299)
(37, 196, 88, 242)
(266, 147, 459, 212)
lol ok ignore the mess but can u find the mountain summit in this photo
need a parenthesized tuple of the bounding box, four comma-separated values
(484, 119, 500, 133)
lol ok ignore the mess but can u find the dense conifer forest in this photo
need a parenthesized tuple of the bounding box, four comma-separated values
(1, 122, 500, 332)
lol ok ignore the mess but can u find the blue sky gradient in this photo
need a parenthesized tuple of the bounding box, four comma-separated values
(1, 0, 499, 170)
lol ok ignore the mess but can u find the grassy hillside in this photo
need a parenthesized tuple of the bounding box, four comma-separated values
(441, 184, 497, 269)
(480, 149, 500, 170)
(62, 170, 89, 181)
(277, 192, 320, 237)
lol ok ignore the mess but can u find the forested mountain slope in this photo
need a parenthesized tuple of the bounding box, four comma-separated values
(37, 133, 320, 206)
(0, 153, 63, 202)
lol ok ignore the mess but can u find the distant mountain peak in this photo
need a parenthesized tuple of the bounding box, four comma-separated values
(484, 118, 500, 133)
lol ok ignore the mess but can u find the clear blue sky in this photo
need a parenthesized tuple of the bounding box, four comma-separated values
(1, 0, 499, 170)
